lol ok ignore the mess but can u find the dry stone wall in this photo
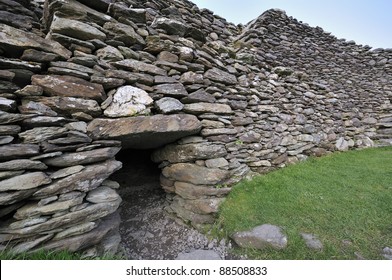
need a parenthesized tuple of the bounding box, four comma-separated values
(0, 0, 391, 256)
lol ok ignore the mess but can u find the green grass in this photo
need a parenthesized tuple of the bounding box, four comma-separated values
(217, 147, 392, 259)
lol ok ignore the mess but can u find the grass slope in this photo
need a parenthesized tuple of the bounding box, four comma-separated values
(218, 147, 392, 259)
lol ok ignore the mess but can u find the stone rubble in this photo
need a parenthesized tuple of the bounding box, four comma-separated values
(0, 0, 390, 257)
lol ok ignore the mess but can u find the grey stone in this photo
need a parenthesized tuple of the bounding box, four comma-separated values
(184, 103, 232, 115)
(0, 136, 13, 145)
(19, 127, 68, 144)
(174, 182, 231, 200)
(162, 163, 229, 185)
(113, 59, 167, 76)
(232, 224, 288, 250)
(181, 89, 216, 104)
(53, 222, 97, 241)
(14, 195, 85, 220)
(300, 233, 323, 251)
(43, 147, 121, 167)
(103, 22, 145, 47)
(0, 172, 51, 192)
(86, 187, 119, 203)
(34, 160, 122, 197)
(382, 247, 392, 260)
(0, 97, 16, 112)
(152, 143, 227, 163)
(32, 75, 105, 102)
(0, 188, 37, 206)
(204, 68, 237, 85)
(0, 160, 47, 171)
(0, 171, 24, 180)
(154, 83, 188, 97)
(104, 86, 153, 118)
(87, 114, 201, 149)
(48, 16, 106, 41)
(0, 125, 21, 136)
(96, 46, 124, 62)
(336, 137, 349, 151)
(176, 249, 221, 260)
(11, 234, 54, 254)
(205, 158, 229, 169)
(151, 17, 188, 36)
(155, 97, 184, 114)
(0, 23, 71, 59)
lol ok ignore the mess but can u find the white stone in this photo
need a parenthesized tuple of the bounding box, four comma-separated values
(104, 86, 153, 117)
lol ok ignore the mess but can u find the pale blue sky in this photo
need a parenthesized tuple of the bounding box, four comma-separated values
(191, 0, 392, 49)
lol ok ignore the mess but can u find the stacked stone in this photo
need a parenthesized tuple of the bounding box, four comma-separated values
(0, 0, 391, 255)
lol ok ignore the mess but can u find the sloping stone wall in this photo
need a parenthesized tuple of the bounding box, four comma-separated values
(0, 0, 390, 256)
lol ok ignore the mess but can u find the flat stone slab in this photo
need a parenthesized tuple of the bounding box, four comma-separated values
(232, 224, 288, 250)
(87, 114, 201, 149)
(176, 249, 221, 260)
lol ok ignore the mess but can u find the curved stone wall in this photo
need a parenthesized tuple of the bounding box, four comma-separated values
(0, 0, 390, 256)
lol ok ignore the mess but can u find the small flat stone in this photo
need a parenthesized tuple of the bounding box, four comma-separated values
(86, 187, 120, 203)
(50, 165, 85, 180)
(184, 103, 232, 115)
(300, 233, 323, 251)
(155, 97, 184, 114)
(19, 127, 68, 144)
(113, 59, 166, 76)
(0, 144, 40, 161)
(176, 249, 221, 260)
(154, 83, 188, 97)
(232, 224, 288, 250)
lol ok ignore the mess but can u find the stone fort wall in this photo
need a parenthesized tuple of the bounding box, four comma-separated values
(0, 0, 390, 255)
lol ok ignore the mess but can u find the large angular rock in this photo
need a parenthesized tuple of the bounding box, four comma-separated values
(87, 114, 201, 149)
(151, 17, 188, 37)
(152, 143, 227, 163)
(48, 16, 106, 41)
(34, 160, 122, 197)
(32, 75, 105, 101)
(0, 23, 71, 59)
(204, 68, 237, 85)
(43, 147, 121, 167)
(232, 224, 288, 250)
(155, 97, 184, 114)
(0, 172, 51, 192)
(104, 86, 153, 118)
(162, 163, 229, 185)
(103, 22, 145, 47)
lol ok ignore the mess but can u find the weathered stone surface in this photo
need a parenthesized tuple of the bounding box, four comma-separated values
(181, 90, 216, 104)
(11, 234, 54, 254)
(53, 221, 97, 241)
(0, 188, 37, 206)
(232, 224, 288, 250)
(87, 114, 201, 149)
(204, 68, 237, 85)
(154, 83, 188, 97)
(48, 16, 106, 41)
(96, 46, 124, 62)
(32, 75, 105, 101)
(19, 127, 68, 144)
(86, 187, 119, 203)
(174, 182, 231, 199)
(0, 172, 51, 192)
(382, 247, 392, 260)
(155, 97, 184, 114)
(43, 147, 121, 167)
(151, 17, 188, 36)
(113, 59, 167, 76)
(104, 86, 153, 118)
(170, 198, 215, 225)
(0, 170, 24, 180)
(300, 233, 323, 251)
(152, 143, 227, 163)
(34, 160, 122, 197)
(205, 158, 229, 169)
(0, 125, 21, 136)
(184, 103, 232, 115)
(0, 144, 39, 161)
(32, 96, 102, 117)
(163, 163, 229, 185)
(0, 160, 47, 171)
(0, 23, 71, 59)
(14, 196, 85, 220)
(176, 249, 221, 260)
(103, 22, 145, 47)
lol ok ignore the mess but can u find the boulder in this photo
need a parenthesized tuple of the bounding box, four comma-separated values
(104, 86, 153, 118)
(162, 163, 229, 185)
(232, 224, 288, 250)
(87, 114, 201, 149)
(32, 75, 105, 102)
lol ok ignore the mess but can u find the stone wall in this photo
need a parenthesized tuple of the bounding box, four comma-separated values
(0, 0, 390, 256)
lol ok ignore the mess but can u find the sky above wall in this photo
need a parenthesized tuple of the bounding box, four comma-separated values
(191, 0, 392, 49)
